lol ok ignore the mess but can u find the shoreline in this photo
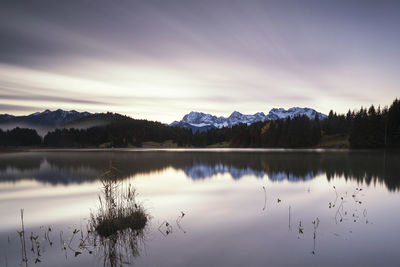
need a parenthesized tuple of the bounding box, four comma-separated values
(2, 146, 395, 153)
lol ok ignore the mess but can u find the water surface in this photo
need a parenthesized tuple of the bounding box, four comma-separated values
(0, 149, 399, 267)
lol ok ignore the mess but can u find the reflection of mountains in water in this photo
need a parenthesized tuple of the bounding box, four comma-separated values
(183, 163, 320, 181)
(0, 150, 399, 191)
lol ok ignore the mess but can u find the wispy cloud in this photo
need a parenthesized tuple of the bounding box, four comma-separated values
(0, 104, 40, 113)
(0, 0, 399, 122)
(0, 93, 106, 105)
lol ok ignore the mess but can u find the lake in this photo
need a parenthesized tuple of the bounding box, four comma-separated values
(0, 149, 399, 267)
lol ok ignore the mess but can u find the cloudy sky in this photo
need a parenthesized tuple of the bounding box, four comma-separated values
(1, 0, 399, 123)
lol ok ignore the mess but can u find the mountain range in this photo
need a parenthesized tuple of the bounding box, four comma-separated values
(0, 109, 92, 135)
(0, 107, 327, 134)
(0, 109, 91, 126)
(170, 107, 327, 132)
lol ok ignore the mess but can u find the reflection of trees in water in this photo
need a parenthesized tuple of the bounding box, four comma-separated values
(323, 152, 400, 191)
(0, 152, 43, 171)
(88, 164, 149, 267)
(1, 151, 399, 190)
(15, 165, 149, 267)
(91, 226, 146, 267)
(15, 208, 147, 267)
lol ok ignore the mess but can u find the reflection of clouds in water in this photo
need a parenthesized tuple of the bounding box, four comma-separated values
(0, 159, 100, 185)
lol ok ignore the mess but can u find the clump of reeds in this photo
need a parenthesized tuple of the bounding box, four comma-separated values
(90, 166, 148, 238)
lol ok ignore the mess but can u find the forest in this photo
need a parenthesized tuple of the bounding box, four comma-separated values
(1, 99, 399, 149)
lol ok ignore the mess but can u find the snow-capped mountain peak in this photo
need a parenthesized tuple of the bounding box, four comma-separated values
(178, 111, 220, 128)
(229, 111, 242, 117)
(171, 107, 326, 132)
(267, 107, 326, 120)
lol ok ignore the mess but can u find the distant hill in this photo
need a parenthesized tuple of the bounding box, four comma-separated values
(43, 112, 190, 148)
(0, 109, 91, 126)
(63, 112, 134, 129)
(0, 109, 92, 135)
(170, 107, 327, 132)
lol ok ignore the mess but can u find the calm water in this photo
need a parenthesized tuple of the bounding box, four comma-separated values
(0, 149, 399, 267)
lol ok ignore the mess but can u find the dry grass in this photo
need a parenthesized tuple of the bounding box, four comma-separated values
(141, 139, 178, 148)
(207, 141, 230, 148)
(90, 166, 148, 238)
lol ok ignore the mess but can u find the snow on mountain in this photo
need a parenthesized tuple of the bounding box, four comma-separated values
(173, 111, 226, 128)
(171, 107, 327, 132)
(266, 107, 326, 120)
(227, 111, 267, 127)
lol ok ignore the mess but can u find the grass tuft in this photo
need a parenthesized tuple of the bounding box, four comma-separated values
(94, 208, 147, 238)
(90, 164, 148, 238)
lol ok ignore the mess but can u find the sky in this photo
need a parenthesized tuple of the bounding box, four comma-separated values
(0, 0, 399, 123)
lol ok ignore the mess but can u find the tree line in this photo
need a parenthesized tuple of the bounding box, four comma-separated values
(176, 98, 399, 148)
(1, 99, 399, 149)
(0, 127, 42, 146)
(321, 98, 400, 148)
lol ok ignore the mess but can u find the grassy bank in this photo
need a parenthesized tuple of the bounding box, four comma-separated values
(316, 134, 349, 148)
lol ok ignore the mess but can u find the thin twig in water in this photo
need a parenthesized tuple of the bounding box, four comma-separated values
(18, 209, 28, 267)
(311, 217, 320, 255)
(333, 186, 338, 198)
(176, 212, 187, 233)
(334, 197, 345, 223)
(262, 186, 267, 211)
